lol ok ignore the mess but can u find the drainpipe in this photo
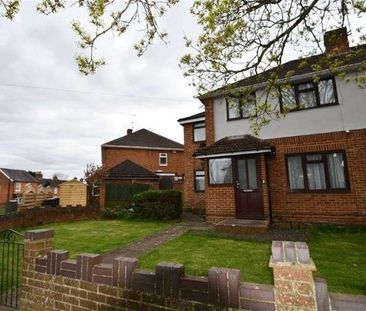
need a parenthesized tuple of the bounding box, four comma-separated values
(265, 153, 273, 224)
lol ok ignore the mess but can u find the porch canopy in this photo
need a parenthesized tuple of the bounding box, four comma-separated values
(194, 134, 273, 159)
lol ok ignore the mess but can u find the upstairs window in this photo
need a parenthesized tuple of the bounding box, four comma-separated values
(194, 170, 205, 192)
(226, 93, 256, 120)
(280, 77, 337, 112)
(193, 122, 206, 142)
(159, 153, 168, 166)
(286, 151, 349, 192)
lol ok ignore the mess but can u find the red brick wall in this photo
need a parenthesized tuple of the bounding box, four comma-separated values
(268, 129, 366, 224)
(182, 123, 206, 209)
(204, 99, 215, 145)
(0, 172, 10, 205)
(102, 147, 184, 175)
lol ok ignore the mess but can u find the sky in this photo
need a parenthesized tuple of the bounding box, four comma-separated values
(0, 0, 202, 179)
(0, 2, 363, 179)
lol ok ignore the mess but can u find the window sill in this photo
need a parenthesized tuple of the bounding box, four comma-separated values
(288, 188, 351, 194)
(282, 102, 339, 113)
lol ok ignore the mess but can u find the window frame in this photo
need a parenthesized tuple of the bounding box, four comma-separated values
(159, 153, 168, 167)
(15, 182, 21, 192)
(285, 150, 350, 193)
(208, 157, 233, 186)
(279, 76, 339, 113)
(193, 122, 206, 143)
(226, 92, 257, 121)
(194, 170, 205, 192)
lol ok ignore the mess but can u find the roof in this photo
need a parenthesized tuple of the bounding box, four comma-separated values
(0, 168, 39, 182)
(177, 112, 205, 124)
(199, 43, 366, 100)
(194, 135, 272, 158)
(102, 129, 183, 150)
(105, 160, 158, 179)
(41, 178, 66, 188)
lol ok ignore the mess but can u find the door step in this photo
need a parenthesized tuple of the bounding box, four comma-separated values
(214, 218, 269, 234)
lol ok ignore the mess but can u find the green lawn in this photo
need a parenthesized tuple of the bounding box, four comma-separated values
(31, 219, 174, 258)
(139, 228, 366, 295)
(140, 232, 273, 285)
(0, 208, 5, 216)
(1, 219, 173, 294)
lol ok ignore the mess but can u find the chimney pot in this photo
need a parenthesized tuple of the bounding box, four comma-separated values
(127, 129, 133, 135)
(324, 27, 349, 54)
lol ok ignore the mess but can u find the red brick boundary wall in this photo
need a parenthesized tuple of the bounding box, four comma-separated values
(0, 206, 99, 231)
(20, 229, 366, 311)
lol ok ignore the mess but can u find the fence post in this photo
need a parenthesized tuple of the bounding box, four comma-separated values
(269, 241, 318, 311)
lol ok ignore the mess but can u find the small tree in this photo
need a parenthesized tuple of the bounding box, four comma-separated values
(84, 162, 105, 206)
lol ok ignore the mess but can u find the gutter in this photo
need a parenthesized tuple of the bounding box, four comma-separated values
(198, 62, 364, 100)
(178, 116, 205, 125)
(101, 145, 183, 152)
(195, 149, 272, 159)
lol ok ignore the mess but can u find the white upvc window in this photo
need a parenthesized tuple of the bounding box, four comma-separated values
(16, 196, 23, 204)
(159, 153, 168, 166)
(15, 182, 21, 192)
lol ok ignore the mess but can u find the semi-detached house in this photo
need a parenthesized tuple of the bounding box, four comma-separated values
(179, 28, 366, 226)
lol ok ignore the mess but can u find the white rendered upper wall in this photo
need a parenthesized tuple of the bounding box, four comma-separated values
(213, 73, 366, 141)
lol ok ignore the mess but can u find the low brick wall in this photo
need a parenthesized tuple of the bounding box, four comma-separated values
(19, 230, 366, 311)
(0, 206, 99, 231)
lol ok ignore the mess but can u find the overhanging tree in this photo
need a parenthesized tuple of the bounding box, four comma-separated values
(1, 0, 179, 75)
(180, 0, 366, 133)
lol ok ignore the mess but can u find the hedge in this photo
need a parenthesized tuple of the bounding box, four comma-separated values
(133, 190, 182, 220)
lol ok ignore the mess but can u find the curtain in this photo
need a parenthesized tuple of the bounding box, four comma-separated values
(327, 153, 346, 188)
(306, 163, 326, 190)
(287, 156, 304, 189)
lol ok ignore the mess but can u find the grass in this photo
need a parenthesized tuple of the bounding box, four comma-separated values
(139, 227, 366, 295)
(307, 226, 366, 295)
(30, 219, 174, 258)
(0, 208, 6, 216)
(1, 219, 173, 294)
(140, 232, 273, 285)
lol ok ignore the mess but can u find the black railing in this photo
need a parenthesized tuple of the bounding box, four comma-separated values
(0, 229, 24, 309)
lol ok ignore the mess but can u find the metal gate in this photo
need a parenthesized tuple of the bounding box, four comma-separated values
(0, 229, 24, 309)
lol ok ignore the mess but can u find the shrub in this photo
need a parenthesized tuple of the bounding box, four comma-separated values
(133, 190, 182, 220)
(101, 201, 134, 219)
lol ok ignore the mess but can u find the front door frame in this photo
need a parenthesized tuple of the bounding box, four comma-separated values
(233, 155, 265, 220)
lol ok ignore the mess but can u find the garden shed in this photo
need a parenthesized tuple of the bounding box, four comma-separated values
(59, 179, 87, 207)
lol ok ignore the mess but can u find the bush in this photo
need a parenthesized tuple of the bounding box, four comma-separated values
(101, 201, 134, 219)
(133, 190, 182, 220)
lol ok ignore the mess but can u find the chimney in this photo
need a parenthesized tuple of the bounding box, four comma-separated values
(34, 171, 43, 180)
(127, 129, 133, 135)
(324, 27, 349, 54)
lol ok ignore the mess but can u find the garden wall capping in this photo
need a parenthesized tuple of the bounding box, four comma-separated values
(19, 230, 366, 311)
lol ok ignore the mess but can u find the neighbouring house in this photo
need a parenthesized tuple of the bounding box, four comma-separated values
(39, 176, 65, 197)
(0, 168, 39, 206)
(100, 128, 184, 207)
(179, 28, 366, 226)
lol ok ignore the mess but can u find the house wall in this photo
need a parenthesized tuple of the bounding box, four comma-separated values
(182, 122, 206, 210)
(102, 147, 184, 175)
(268, 129, 366, 224)
(0, 173, 11, 205)
(213, 74, 366, 141)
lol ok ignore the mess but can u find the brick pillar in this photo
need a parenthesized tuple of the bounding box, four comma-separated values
(269, 241, 317, 311)
(156, 262, 184, 298)
(208, 267, 240, 308)
(23, 229, 54, 274)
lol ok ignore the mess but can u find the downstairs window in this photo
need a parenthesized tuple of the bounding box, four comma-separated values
(286, 151, 349, 192)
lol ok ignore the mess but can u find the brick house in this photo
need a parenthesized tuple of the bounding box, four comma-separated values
(0, 168, 39, 206)
(179, 28, 366, 226)
(100, 128, 184, 206)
